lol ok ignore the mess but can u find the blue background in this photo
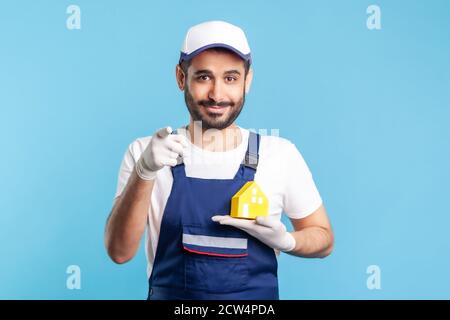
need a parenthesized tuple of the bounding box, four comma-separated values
(1, 0, 449, 299)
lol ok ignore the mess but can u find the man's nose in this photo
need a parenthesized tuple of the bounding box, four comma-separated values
(208, 81, 226, 103)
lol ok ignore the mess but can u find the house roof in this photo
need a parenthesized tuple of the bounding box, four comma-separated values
(232, 181, 261, 198)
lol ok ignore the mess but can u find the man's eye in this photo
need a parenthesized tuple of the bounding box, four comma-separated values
(198, 75, 210, 81)
(225, 76, 237, 82)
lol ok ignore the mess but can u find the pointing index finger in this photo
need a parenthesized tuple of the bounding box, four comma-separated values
(156, 126, 172, 139)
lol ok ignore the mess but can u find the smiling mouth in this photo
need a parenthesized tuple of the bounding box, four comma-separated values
(204, 105, 229, 114)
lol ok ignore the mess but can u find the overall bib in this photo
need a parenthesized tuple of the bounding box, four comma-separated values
(148, 131, 278, 300)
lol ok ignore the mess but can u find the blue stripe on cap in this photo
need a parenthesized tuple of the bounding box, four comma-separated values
(179, 43, 252, 64)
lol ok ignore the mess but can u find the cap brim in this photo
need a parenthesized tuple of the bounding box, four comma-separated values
(179, 43, 251, 64)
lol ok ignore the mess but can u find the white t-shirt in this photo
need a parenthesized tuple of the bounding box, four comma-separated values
(114, 126, 323, 277)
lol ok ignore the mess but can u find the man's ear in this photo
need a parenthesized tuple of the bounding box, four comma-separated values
(244, 68, 253, 94)
(175, 64, 186, 91)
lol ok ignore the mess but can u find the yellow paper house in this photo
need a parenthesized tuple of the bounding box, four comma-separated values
(230, 181, 269, 219)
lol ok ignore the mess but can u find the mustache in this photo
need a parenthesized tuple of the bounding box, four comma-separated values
(198, 99, 235, 108)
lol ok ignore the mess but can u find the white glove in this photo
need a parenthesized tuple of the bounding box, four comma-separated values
(211, 215, 296, 253)
(135, 126, 188, 180)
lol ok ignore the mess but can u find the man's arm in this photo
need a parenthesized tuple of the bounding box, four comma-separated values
(104, 127, 187, 264)
(287, 204, 334, 258)
(104, 169, 154, 264)
(212, 204, 334, 257)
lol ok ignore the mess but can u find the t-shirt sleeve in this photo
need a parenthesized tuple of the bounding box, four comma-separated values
(114, 142, 137, 202)
(282, 141, 323, 219)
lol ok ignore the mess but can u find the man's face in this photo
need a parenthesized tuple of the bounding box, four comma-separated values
(181, 50, 251, 130)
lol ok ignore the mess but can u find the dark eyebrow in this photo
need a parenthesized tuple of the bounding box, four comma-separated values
(224, 70, 241, 76)
(193, 69, 242, 76)
(193, 69, 213, 76)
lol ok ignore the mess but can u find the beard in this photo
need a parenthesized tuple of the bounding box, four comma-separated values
(184, 84, 245, 130)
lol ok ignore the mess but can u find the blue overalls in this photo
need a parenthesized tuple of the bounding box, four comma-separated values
(147, 131, 279, 300)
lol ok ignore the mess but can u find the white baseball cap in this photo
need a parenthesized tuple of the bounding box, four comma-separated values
(179, 21, 251, 64)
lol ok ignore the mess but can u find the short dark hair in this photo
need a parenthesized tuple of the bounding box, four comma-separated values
(179, 47, 251, 77)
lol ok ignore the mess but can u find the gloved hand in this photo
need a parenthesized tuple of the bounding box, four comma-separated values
(211, 215, 296, 252)
(135, 126, 188, 180)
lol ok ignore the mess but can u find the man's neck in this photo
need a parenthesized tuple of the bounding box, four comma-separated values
(187, 121, 242, 152)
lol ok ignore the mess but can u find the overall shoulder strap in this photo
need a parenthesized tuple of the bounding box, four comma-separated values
(169, 128, 186, 179)
(242, 131, 260, 170)
(171, 128, 184, 166)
